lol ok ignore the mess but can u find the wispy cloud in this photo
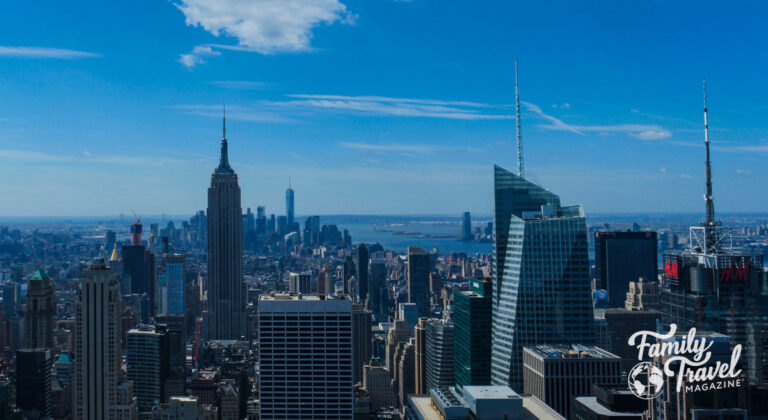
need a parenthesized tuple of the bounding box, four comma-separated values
(276, 94, 513, 120)
(210, 81, 270, 90)
(179, 45, 220, 68)
(339, 141, 484, 155)
(174, 104, 294, 123)
(0, 148, 188, 167)
(0, 46, 99, 59)
(730, 144, 768, 153)
(175, 0, 353, 66)
(734, 169, 752, 174)
(523, 101, 672, 140)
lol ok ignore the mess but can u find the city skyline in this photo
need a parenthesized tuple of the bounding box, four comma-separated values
(2, 1, 768, 216)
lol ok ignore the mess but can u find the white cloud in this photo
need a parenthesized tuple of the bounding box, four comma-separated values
(277, 94, 512, 120)
(174, 104, 295, 123)
(734, 169, 752, 174)
(0, 148, 188, 167)
(659, 168, 667, 172)
(524, 101, 672, 140)
(175, 0, 353, 65)
(179, 45, 220, 68)
(0, 46, 99, 59)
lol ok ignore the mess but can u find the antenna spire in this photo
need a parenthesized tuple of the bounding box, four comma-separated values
(288, 176, 292, 189)
(515, 58, 523, 178)
(702, 80, 717, 249)
(215, 104, 233, 173)
(223, 105, 227, 139)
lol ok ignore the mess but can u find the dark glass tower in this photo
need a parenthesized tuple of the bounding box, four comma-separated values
(452, 278, 492, 390)
(490, 165, 595, 391)
(594, 231, 658, 308)
(407, 247, 430, 317)
(357, 243, 369, 303)
(203, 118, 246, 340)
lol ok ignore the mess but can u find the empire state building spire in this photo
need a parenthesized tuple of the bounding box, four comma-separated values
(216, 106, 233, 174)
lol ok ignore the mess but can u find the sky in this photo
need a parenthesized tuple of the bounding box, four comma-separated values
(0, 0, 767, 217)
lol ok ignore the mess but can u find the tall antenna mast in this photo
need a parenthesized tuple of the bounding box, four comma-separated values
(515, 58, 523, 178)
(702, 80, 717, 250)
(223, 105, 227, 139)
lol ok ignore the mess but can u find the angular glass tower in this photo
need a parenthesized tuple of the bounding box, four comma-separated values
(491, 165, 595, 391)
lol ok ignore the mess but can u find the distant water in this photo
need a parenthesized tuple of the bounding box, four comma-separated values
(320, 215, 493, 255)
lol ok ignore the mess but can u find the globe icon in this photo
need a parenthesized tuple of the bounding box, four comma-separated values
(628, 362, 664, 399)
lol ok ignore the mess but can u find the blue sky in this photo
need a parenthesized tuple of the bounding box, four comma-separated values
(0, 0, 766, 217)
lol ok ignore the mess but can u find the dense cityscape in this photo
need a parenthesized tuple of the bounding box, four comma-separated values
(0, 82, 767, 420)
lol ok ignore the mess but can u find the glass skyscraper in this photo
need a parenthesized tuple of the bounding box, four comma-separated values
(452, 277, 492, 390)
(490, 165, 595, 391)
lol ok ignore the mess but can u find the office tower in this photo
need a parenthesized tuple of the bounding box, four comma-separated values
(624, 277, 660, 311)
(55, 351, 74, 388)
(602, 309, 660, 372)
(203, 118, 246, 340)
(363, 359, 397, 411)
(660, 88, 767, 384)
(385, 320, 410, 375)
(357, 244, 369, 303)
(352, 303, 373, 385)
(127, 326, 171, 414)
(276, 215, 287, 236)
(24, 269, 54, 348)
(491, 165, 595, 391)
(218, 380, 239, 420)
(2, 281, 21, 317)
(594, 231, 658, 308)
(461, 211, 473, 241)
(429, 273, 443, 309)
(159, 253, 185, 316)
(289, 272, 313, 294)
(396, 339, 416, 407)
(425, 318, 454, 390)
(317, 268, 329, 296)
(268, 214, 276, 234)
(108, 243, 128, 295)
(75, 262, 137, 419)
(414, 319, 427, 394)
(16, 348, 52, 418)
(106, 229, 116, 253)
(256, 206, 267, 235)
(285, 181, 295, 228)
(122, 242, 148, 295)
(407, 247, 430, 317)
(258, 295, 353, 419)
(398, 303, 419, 333)
(303, 215, 320, 246)
(369, 259, 386, 319)
(522, 345, 622, 418)
(453, 278, 493, 390)
(131, 218, 143, 245)
(155, 315, 186, 374)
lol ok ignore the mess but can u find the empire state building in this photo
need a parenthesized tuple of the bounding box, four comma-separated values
(203, 114, 246, 339)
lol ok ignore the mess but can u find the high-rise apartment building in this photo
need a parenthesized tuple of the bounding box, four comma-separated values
(24, 269, 54, 348)
(203, 120, 246, 340)
(74, 262, 137, 419)
(594, 231, 658, 308)
(425, 318, 454, 391)
(363, 359, 397, 411)
(258, 294, 353, 419)
(289, 272, 313, 294)
(491, 166, 595, 391)
(407, 247, 430, 317)
(453, 277, 492, 390)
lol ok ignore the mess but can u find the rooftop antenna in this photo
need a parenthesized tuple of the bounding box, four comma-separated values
(288, 176, 292, 189)
(702, 80, 717, 250)
(515, 58, 523, 178)
(222, 105, 227, 139)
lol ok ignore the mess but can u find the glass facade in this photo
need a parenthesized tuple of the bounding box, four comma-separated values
(491, 165, 595, 391)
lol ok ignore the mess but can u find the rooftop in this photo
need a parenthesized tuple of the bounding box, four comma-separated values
(463, 385, 521, 401)
(526, 344, 619, 360)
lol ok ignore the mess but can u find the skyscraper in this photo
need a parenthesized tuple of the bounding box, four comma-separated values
(357, 243, 369, 303)
(126, 326, 170, 414)
(407, 247, 430, 317)
(203, 116, 246, 340)
(491, 166, 595, 391)
(24, 269, 54, 348)
(594, 231, 658, 308)
(160, 253, 185, 316)
(285, 180, 295, 229)
(461, 211, 473, 241)
(352, 303, 373, 385)
(74, 262, 137, 420)
(453, 278, 492, 390)
(258, 294, 353, 419)
(16, 348, 52, 418)
(369, 259, 386, 320)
